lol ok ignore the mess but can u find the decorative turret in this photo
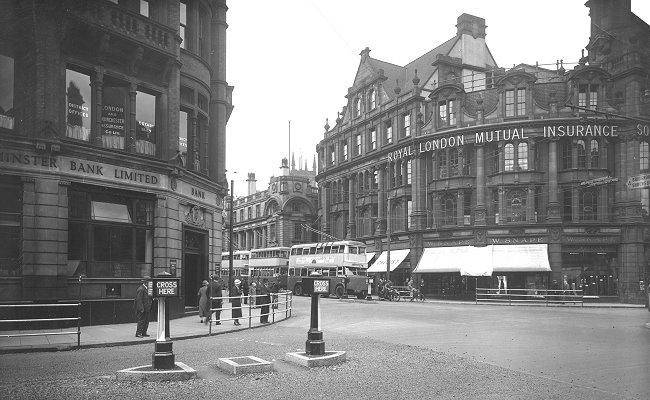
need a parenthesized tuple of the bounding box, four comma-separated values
(324, 118, 330, 132)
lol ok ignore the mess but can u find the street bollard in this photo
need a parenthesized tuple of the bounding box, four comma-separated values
(302, 273, 329, 356)
(151, 272, 180, 370)
(366, 277, 373, 300)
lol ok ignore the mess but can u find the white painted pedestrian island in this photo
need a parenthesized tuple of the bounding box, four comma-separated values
(217, 356, 273, 375)
(116, 362, 197, 382)
(285, 350, 346, 368)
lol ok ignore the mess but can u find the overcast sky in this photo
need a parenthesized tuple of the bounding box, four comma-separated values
(225, 0, 650, 195)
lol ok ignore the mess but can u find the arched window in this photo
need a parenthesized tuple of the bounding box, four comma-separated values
(441, 195, 457, 226)
(506, 189, 526, 222)
(590, 140, 600, 168)
(517, 142, 528, 170)
(450, 149, 459, 176)
(577, 140, 586, 168)
(580, 190, 597, 221)
(640, 141, 649, 171)
(561, 140, 573, 169)
(504, 143, 514, 171)
(368, 89, 376, 110)
(354, 97, 361, 117)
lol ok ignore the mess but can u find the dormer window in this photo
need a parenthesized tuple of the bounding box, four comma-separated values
(438, 99, 456, 126)
(368, 89, 376, 110)
(578, 84, 598, 109)
(354, 97, 361, 117)
(385, 121, 393, 144)
(505, 88, 526, 117)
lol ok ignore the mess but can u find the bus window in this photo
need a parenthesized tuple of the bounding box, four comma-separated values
(309, 247, 316, 255)
(301, 268, 308, 277)
(316, 246, 324, 254)
(337, 266, 344, 276)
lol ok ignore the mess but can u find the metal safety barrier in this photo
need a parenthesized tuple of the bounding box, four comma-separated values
(208, 291, 293, 335)
(0, 303, 82, 347)
(475, 288, 583, 306)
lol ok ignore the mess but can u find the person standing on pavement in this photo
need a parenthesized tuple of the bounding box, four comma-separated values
(231, 279, 243, 325)
(197, 280, 210, 324)
(241, 279, 249, 304)
(258, 278, 271, 323)
(134, 278, 152, 338)
(209, 276, 223, 325)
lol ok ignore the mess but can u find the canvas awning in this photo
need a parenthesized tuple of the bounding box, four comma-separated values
(413, 244, 551, 276)
(365, 252, 376, 264)
(367, 249, 410, 273)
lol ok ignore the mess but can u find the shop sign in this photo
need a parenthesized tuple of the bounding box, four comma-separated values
(626, 174, 650, 189)
(488, 236, 545, 245)
(581, 176, 618, 187)
(637, 124, 649, 136)
(564, 236, 619, 244)
(176, 180, 220, 207)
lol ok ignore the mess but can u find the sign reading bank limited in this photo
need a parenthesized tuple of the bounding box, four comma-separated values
(387, 123, 619, 162)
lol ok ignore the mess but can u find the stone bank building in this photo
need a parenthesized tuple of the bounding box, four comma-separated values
(0, 0, 232, 322)
(315, 1, 650, 303)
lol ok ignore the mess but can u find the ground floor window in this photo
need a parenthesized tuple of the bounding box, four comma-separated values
(68, 185, 154, 278)
(0, 177, 21, 276)
(561, 252, 618, 296)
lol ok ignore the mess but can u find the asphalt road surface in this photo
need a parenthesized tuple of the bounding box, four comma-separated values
(1, 296, 648, 399)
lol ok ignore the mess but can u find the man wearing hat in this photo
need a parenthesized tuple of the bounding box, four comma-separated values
(134, 278, 152, 337)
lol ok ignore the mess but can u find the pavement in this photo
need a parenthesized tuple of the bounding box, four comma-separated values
(0, 296, 646, 354)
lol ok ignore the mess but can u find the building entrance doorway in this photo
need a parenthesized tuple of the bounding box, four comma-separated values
(183, 228, 207, 307)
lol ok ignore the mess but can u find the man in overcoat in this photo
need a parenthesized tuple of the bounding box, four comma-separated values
(135, 278, 152, 337)
(209, 276, 223, 325)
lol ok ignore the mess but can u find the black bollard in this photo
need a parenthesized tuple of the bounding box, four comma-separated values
(151, 273, 180, 369)
(302, 273, 329, 356)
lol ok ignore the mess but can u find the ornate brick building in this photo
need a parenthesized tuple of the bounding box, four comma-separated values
(315, 2, 650, 303)
(0, 0, 232, 322)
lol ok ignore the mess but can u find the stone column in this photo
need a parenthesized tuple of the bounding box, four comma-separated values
(127, 81, 137, 153)
(320, 182, 329, 239)
(347, 177, 356, 239)
(474, 144, 486, 225)
(457, 191, 464, 226)
(547, 139, 561, 221)
(188, 111, 198, 171)
(498, 187, 505, 224)
(90, 67, 104, 146)
(375, 164, 387, 235)
(528, 139, 536, 170)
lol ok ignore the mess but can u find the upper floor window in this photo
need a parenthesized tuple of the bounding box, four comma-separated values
(247, 207, 252, 219)
(255, 204, 261, 218)
(590, 140, 600, 168)
(354, 97, 361, 117)
(368, 89, 376, 110)
(438, 151, 448, 179)
(329, 145, 335, 165)
(517, 142, 528, 170)
(578, 84, 598, 109)
(503, 142, 528, 172)
(438, 100, 456, 126)
(179, 110, 189, 166)
(385, 121, 393, 144)
(640, 142, 649, 171)
(506, 189, 526, 223)
(66, 68, 92, 141)
(441, 194, 457, 226)
(373, 170, 378, 188)
(406, 160, 412, 184)
(561, 140, 573, 169)
(402, 113, 411, 137)
(180, 1, 188, 50)
(0, 54, 14, 130)
(342, 142, 348, 161)
(504, 143, 515, 171)
(355, 134, 362, 156)
(136, 91, 156, 156)
(369, 128, 376, 151)
(579, 189, 597, 221)
(577, 140, 587, 168)
(239, 209, 244, 221)
(505, 88, 526, 117)
(139, 0, 149, 17)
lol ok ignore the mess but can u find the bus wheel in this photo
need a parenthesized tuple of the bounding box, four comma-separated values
(334, 285, 345, 299)
(293, 284, 303, 296)
(356, 291, 366, 299)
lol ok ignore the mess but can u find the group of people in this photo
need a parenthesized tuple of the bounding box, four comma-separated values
(133, 276, 278, 338)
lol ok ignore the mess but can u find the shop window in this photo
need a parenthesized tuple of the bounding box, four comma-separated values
(640, 142, 649, 171)
(402, 113, 411, 137)
(577, 140, 587, 168)
(504, 143, 514, 171)
(369, 128, 376, 151)
(517, 142, 528, 170)
(136, 91, 156, 156)
(368, 89, 376, 110)
(179, 110, 189, 166)
(590, 140, 600, 168)
(385, 121, 393, 144)
(441, 195, 457, 226)
(580, 190, 597, 221)
(180, 1, 188, 50)
(0, 179, 21, 276)
(66, 69, 92, 141)
(101, 84, 127, 150)
(578, 84, 598, 109)
(506, 189, 526, 222)
(0, 55, 14, 130)
(505, 88, 526, 117)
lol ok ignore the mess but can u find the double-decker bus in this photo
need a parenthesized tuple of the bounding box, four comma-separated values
(220, 250, 250, 280)
(287, 241, 368, 298)
(248, 247, 290, 289)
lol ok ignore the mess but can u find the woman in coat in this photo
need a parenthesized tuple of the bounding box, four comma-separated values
(197, 280, 210, 324)
(231, 279, 243, 326)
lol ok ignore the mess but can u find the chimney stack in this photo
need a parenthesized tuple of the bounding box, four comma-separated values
(246, 173, 257, 195)
(456, 13, 486, 38)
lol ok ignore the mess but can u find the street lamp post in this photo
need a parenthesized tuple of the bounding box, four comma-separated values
(228, 179, 234, 295)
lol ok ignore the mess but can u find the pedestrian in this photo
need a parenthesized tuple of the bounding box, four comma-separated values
(134, 278, 152, 338)
(209, 275, 223, 325)
(249, 281, 257, 307)
(197, 280, 210, 324)
(407, 277, 415, 301)
(231, 279, 243, 326)
(241, 279, 249, 304)
(258, 278, 271, 323)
